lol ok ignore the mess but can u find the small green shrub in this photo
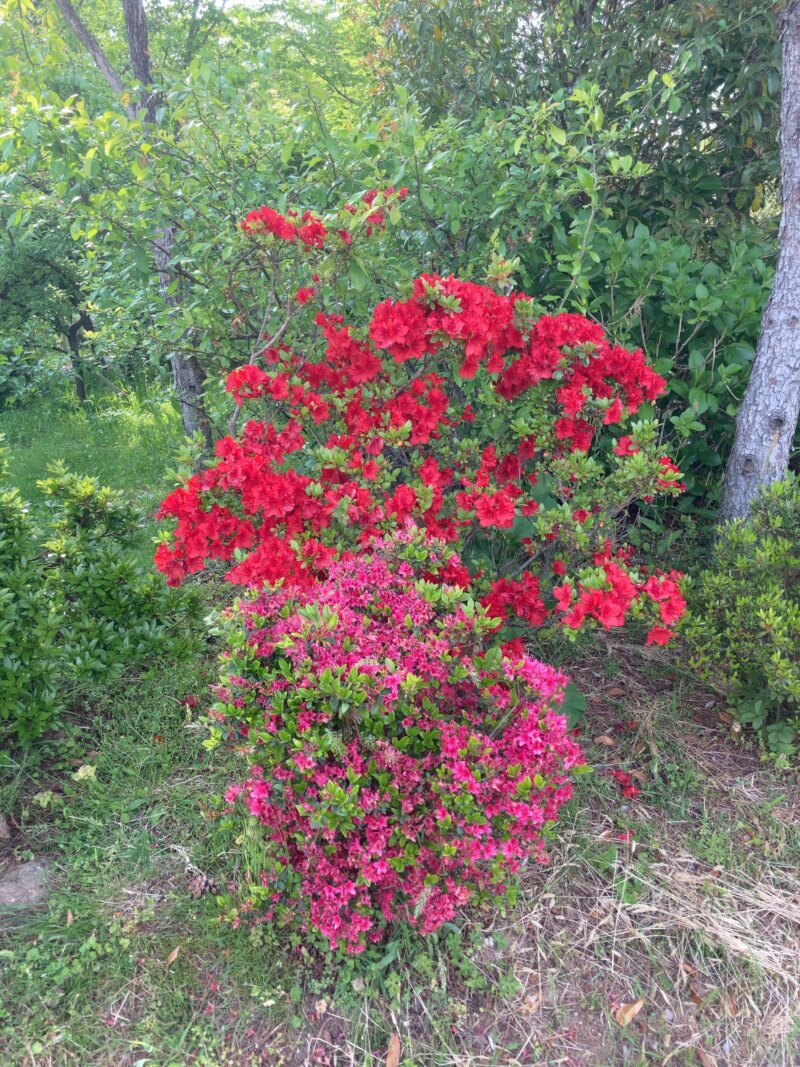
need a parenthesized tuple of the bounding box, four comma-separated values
(686, 476, 800, 755)
(0, 445, 60, 744)
(0, 444, 200, 747)
(0, 345, 64, 409)
(39, 465, 201, 684)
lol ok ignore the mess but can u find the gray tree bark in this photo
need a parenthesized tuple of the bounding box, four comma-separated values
(720, 0, 800, 520)
(153, 226, 213, 451)
(121, 0, 157, 122)
(67, 310, 93, 404)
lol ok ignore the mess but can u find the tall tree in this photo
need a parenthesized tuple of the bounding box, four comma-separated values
(720, 0, 800, 520)
(52, 0, 213, 450)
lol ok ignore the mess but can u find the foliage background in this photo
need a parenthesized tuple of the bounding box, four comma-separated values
(0, 0, 786, 513)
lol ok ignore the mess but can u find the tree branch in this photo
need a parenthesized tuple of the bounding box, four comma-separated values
(52, 0, 136, 119)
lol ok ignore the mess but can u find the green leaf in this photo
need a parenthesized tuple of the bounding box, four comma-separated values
(348, 259, 368, 290)
(132, 247, 150, 276)
(575, 166, 595, 196)
(420, 187, 435, 211)
(562, 682, 587, 728)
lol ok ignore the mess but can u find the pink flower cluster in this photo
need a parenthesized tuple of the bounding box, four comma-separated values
(215, 531, 584, 954)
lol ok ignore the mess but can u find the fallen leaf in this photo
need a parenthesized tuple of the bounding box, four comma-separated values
(679, 961, 697, 977)
(723, 993, 737, 1018)
(386, 1032, 401, 1067)
(0, 815, 10, 840)
(614, 997, 645, 1027)
(66, 909, 74, 927)
(689, 983, 705, 1006)
(697, 1050, 717, 1067)
(165, 945, 181, 969)
(519, 991, 541, 1014)
(593, 734, 616, 746)
(605, 687, 625, 697)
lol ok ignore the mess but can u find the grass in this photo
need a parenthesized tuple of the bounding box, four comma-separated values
(0, 389, 183, 508)
(2, 392, 800, 1066)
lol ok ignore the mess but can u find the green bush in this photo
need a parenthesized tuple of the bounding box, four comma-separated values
(0, 446, 60, 744)
(39, 465, 201, 684)
(686, 477, 800, 755)
(0, 444, 200, 747)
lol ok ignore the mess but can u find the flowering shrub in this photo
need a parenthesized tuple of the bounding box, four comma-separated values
(211, 530, 584, 953)
(156, 202, 687, 646)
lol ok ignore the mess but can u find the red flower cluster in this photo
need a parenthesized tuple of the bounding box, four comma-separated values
(157, 250, 686, 644)
(242, 188, 408, 248)
(240, 205, 298, 241)
(239, 205, 328, 247)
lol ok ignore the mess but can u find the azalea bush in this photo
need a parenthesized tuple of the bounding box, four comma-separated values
(685, 476, 800, 756)
(211, 529, 585, 953)
(156, 200, 687, 647)
(39, 465, 200, 683)
(0, 451, 200, 747)
(0, 438, 60, 744)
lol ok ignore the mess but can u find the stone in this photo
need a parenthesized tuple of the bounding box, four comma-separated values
(0, 859, 52, 908)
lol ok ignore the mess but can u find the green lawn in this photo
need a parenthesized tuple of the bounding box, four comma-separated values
(1, 395, 799, 1066)
(0, 391, 183, 508)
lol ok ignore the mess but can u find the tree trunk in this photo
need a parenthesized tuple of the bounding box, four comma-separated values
(53, 0, 214, 450)
(66, 310, 93, 403)
(121, 0, 157, 121)
(719, 0, 800, 521)
(153, 226, 214, 453)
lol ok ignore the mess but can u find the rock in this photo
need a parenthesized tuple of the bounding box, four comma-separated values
(0, 859, 52, 908)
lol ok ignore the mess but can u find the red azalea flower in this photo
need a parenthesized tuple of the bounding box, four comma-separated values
(613, 436, 639, 457)
(474, 490, 517, 529)
(646, 625, 672, 646)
